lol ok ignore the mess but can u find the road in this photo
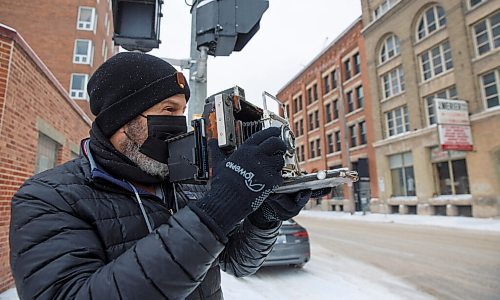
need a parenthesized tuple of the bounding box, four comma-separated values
(294, 214, 500, 300)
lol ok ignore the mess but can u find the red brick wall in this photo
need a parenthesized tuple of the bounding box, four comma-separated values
(0, 28, 91, 293)
(277, 18, 378, 202)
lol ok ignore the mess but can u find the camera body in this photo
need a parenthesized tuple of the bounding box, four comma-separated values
(166, 86, 358, 193)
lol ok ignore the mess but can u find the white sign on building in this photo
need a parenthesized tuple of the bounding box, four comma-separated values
(434, 98, 473, 151)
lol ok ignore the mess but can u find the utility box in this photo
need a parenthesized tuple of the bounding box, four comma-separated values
(195, 0, 269, 56)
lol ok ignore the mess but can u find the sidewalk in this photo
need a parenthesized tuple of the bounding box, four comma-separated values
(299, 210, 500, 232)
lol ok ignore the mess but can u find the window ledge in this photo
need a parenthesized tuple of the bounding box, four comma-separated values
(308, 128, 320, 134)
(346, 107, 364, 118)
(327, 151, 342, 158)
(380, 92, 406, 103)
(419, 69, 454, 86)
(388, 196, 418, 203)
(471, 48, 500, 63)
(377, 53, 402, 68)
(466, 1, 489, 14)
(414, 26, 448, 48)
(342, 73, 362, 86)
(470, 105, 500, 122)
(350, 144, 367, 151)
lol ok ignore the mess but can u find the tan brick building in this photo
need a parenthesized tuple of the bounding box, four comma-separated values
(0, 25, 91, 292)
(0, 0, 117, 118)
(277, 18, 378, 213)
(361, 0, 500, 217)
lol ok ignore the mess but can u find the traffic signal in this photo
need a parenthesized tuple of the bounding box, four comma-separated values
(111, 0, 163, 52)
(195, 0, 269, 56)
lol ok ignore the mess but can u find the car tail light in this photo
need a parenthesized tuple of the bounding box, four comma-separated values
(292, 230, 308, 238)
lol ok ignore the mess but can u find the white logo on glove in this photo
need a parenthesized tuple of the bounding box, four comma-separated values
(225, 161, 266, 192)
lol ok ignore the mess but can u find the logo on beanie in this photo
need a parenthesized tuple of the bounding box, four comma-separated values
(225, 161, 265, 192)
(176, 72, 186, 89)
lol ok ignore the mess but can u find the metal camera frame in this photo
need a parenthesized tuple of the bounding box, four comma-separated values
(166, 86, 358, 194)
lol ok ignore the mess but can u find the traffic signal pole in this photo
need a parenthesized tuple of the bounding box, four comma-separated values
(187, 1, 208, 122)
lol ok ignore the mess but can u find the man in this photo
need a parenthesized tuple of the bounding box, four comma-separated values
(9, 52, 312, 300)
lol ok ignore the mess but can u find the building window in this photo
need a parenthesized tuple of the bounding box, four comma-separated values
(307, 88, 313, 105)
(331, 70, 338, 89)
(386, 106, 409, 137)
(347, 91, 354, 113)
(389, 152, 416, 196)
(359, 121, 367, 145)
(294, 121, 299, 136)
(481, 69, 500, 108)
(325, 103, 332, 123)
(285, 104, 290, 118)
(419, 41, 453, 81)
(431, 148, 470, 195)
(353, 53, 361, 75)
(417, 5, 447, 41)
(300, 145, 305, 161)
(349, 125, 357, 148)
(335, 131, 341, 152)
(293, 97, 298, 113)
(313, 83, 318, 101)
(299, 119, 304, 136)
(35, 133, 61, 174)
(379, 34, 401, 64)
(73, 40, 93, 64)
(316, 138, 321, 157)
(77, 7, 96, 30)
(323, 75, 330, 94)
(310, 141, 316, 159)
(308, 113, 314, 131)
(469, 0, 486, 9)
(373, 0, 397, 20)
(382, 66, 405, 99)
(425, 86, 458, 125)
(314, 110, 319, 128)
(70, 74, 88, 99)
(327, 133, 334, 153)
(333, 100, 339, 120)
(356, 85, 364, 109)
(344, 59, 352, 80)
(472, 12, 500, 57)
(299, 95, 303, 110)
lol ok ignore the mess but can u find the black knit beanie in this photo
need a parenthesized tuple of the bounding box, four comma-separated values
(87, 52, 190, 137)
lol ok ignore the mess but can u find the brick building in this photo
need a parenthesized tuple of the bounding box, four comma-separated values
(361, 0, 500, 217)
(277, 18, 378, 212)
(0, 25, 91, 292)
(0, 0, 117, 118)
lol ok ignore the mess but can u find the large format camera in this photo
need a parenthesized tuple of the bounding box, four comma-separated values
(166, 86, 358, 194)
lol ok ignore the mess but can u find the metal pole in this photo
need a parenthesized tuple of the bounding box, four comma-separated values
(336, 68, 355, 214)
(187, 1, 207, 123)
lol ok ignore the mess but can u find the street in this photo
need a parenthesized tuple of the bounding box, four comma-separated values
(294, 214, 500, 300)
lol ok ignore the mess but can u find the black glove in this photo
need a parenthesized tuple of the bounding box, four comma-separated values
(249, 187, 332, 226)
(189, 127, 287, 239)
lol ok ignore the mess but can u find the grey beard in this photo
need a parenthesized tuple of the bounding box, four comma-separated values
(121, 137, 170, 179)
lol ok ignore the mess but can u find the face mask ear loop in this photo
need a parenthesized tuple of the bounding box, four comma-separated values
(128, 182, 153, 234)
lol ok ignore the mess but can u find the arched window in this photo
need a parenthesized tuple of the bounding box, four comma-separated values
(416, 5, 447, 41)
(379, 34, 401, 64)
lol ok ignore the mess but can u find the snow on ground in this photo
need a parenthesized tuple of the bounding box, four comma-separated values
(221, 242, 433, 300)
(299, 210, 500, 232)
(3, 211, 498, 300)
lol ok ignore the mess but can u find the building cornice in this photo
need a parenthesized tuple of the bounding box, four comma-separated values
(277, 17, 363, 96)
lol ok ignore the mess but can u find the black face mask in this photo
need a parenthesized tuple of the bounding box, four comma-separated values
(137, 115, 187, 164)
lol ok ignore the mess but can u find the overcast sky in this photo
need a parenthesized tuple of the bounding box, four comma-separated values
(150, 0, 362, 111)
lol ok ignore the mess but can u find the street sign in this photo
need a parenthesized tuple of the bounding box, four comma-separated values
(438, 125, 473, 151)
(435, 98, 473, 151)
(435, 98, 470, 125)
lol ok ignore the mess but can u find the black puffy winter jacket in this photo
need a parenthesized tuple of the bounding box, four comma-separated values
(9, 142, 280, 300)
